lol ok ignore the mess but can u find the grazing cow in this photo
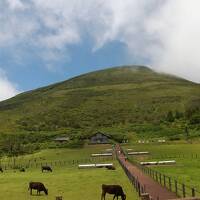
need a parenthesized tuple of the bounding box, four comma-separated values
(0, 167, 3, 173)
(106, 166, 116, 170)
(20, 168, 25, 172)
(41, 166, 52, 172)
(101, 184, 126, 200)
(28, 182, 48, 195)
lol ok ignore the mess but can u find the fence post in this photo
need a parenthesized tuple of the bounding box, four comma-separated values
(192, 188, 195, 197)
(135, 179, 138, 192)
(175, 180, 178, 195)
(182, 184, 186, 197)
(156, 171, 158, 182)
(138, 182, 141, 196)
(159, 173, 162, 184)
(164, 175, 166, 187)
(169, 177, 172, 191)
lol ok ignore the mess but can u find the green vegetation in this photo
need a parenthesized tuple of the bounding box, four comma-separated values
(0, 145, 138, 200)
(0, 65, 199, 154)
(126, 143, 200, 189)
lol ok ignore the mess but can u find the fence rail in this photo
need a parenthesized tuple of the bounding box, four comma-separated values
(0, 156, 115, 170)
(140, 166, 200, 198)
(144, 153, 200, 160)
(116, 146, 147, 198)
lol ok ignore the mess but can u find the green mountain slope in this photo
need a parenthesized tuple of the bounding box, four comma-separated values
(0, 65, 199, 140)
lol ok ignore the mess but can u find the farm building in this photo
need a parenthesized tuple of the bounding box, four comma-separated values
(53, 136, 70, 143)
(89, 132, 110, 144)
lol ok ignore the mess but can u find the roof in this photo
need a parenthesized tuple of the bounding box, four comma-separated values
(89, 131, 111, 138)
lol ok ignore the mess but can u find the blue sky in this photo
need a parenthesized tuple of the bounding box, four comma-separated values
(0, 0, 200, 101)
(1, 39, 131, 91)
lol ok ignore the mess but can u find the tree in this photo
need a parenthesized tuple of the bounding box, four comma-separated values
(175, 110, 183, 119)
(185, 126, 189, 138)
(0, 135, 23, 157)
(166, 111, 175, 122)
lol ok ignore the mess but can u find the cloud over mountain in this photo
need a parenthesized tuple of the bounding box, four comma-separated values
(0, 68, 19, 101)
(0, 0, 200, 82)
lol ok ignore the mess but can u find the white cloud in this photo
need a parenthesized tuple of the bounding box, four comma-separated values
(0, 69, 20, 101)
(146, 0, 200, 83)
(0, 0, 200, 82)
(6, 0, 26, 10)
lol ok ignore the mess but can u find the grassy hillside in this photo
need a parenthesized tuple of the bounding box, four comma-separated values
(0, 65, 199, 147)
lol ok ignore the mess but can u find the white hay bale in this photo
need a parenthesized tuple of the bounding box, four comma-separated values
(140, 160, 176, 166)
(105, 149, 113, 152)
(96, 163, 113, 167)
(91, 153, 112, 157)
(158, 160, 176, 165)
(158, 139, 166, 143)
(128, 152, 149, 155)
(140, 161, 157, 165)
(78, 164, 96, 169)
(78, 163, 113, 169)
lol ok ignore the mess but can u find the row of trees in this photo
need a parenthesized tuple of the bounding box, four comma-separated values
(166, 100, 200, 125)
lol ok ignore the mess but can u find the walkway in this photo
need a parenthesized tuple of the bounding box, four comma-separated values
(116, 145, 177, 200)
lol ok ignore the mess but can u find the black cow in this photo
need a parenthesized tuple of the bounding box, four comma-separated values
(101, 184, 126, 200)
(0, 167, 3, 173)
(20, 168, 25, 172)
(28, 182, 48, 195)
(106, 166, 116, 170)
(41, 166, 52, 172)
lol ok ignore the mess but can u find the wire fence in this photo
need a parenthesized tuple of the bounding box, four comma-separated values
(121, 147, 200, 198)
(115, 146, 147, 198)
(146, 153, 200, 160)
(0, 156, 115, 170)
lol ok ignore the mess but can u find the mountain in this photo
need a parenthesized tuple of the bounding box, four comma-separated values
(0, 65, 199, 140)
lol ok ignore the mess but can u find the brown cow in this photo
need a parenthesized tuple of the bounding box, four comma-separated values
(101, 184, 126, 200)
(28, 182, 48, 195)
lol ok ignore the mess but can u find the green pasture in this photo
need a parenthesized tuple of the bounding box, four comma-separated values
(0, 145, 138, 200)
(124, 143, 200, 190)
(0, 144, 114, 167)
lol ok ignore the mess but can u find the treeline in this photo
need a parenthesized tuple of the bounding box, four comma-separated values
(165, 99, 200, 125)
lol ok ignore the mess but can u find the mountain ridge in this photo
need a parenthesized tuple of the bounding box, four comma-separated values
(3, 65, 196, 102)
(0, 65, 199, 141)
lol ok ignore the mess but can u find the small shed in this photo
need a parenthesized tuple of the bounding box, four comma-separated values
(89, 132, 110, 144)
(53, 137, 69, 143)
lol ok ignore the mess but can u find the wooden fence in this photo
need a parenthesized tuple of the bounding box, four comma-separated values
(117, 153, 147, 197)
(147, 154, 200, 160)
(140, 166, 200, 198)
(0, 156, 115, 170)
(120, 147, 200, 198)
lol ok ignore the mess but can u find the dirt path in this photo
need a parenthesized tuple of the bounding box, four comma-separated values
(116, 145, 177, 200)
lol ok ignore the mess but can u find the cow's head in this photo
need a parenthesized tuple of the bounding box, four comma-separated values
(122, 194, 126, 200)
(44, 188, 48, 195)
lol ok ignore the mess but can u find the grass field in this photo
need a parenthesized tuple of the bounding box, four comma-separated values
(124, 143, 200, 189)
(0, 145, 138, 200)
(0, 144, 115, 167)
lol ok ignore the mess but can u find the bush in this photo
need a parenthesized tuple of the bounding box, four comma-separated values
(169, 135, 181, 141)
